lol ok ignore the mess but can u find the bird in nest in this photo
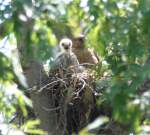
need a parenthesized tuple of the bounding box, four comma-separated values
(72, 35, 100, 68)
(54, 38, 81, 74)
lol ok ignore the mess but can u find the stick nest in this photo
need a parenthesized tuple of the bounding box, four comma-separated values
(45, 68, 95, 133)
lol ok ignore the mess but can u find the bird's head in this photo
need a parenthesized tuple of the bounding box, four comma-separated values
(72, 34, 85, 49)
(59, 38, 72, 52)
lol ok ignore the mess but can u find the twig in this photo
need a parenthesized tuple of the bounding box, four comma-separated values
(37, 79, 66, 93)
(79, 63, 95, 66)
(56, 77, 67, 84)
(71, 63, 95, 67)
(26, 78, 67, 93)
(56, 77, 69, 88)
(42, 106, 60, 112)
(75, 78, 86, 97)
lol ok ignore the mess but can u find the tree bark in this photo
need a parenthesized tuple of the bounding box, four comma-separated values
(15, 19, 58, 135)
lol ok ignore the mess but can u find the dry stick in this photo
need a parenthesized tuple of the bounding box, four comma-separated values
(39, 78, 67, 93)
(37, 80, 63, 92)
(56, 77, 67, 88)
(26, 63, 93, 91)
(75, 77, 86, 97)
(26, 79, 65, 93)
(26, 85, 37, 92)
(42, 106, 60, 112)
(78, 63, 94, 66)
(71, 63, 95, 67)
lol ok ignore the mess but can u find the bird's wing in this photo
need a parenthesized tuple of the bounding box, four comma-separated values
(70, 52, 79, 65)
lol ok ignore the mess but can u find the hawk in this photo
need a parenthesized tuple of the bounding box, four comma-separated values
(72, 35, 99, 68)
(55, 38, 80, 74)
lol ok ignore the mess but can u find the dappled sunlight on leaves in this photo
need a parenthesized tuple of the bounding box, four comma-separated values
(0, 0, 150, 134)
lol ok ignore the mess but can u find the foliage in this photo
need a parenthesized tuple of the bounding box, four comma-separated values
(0, 0, 150, 134)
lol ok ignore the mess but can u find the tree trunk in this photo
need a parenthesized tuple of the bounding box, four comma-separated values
(15, 19, 58, 135)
